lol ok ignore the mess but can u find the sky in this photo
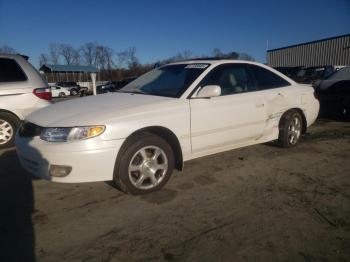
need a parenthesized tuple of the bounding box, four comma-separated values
(0, 0, 349, 68)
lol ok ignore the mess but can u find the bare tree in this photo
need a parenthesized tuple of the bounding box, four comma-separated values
(81, 42, 98, 66)
(38, 53, 50, 66)
(212, 48, 224, 58)
(116, 50, 128, 68)
(95, 45, 106, 69)
(71, 48, 81, 65)
(157, 50, 194, 65)
(128, 47, 139, 69)
(211, 49, 244, 60)
(239, 53, 255, 61)
(103, 46, 114, 70)
(101, 46, 114, 79)
(49, 43, 60, 64)
(227, 51, 239, 59)
(59, 44, 79, 65)
(117, 47, 139, 69)
(0, 45, 16, 54)
(182, 50, 193, 59)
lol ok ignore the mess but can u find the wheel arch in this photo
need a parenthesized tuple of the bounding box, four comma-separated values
(279, 108, 307, 134)
(116, 126, 184, 171)
(0, 109, 22, 122)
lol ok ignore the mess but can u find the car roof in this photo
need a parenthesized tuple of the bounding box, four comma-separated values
(0, 53, 29, 60)
(168, 59, 266, 67)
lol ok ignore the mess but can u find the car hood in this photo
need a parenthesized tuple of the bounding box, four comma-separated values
(26, 93, 174, 127)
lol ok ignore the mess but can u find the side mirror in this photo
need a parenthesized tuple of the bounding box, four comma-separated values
(195, 85, 221, 98)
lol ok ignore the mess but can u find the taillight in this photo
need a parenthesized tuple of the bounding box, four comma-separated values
(33, 87, 52, 101)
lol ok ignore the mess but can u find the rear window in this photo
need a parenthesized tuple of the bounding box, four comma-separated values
(0, 58, 27, 82)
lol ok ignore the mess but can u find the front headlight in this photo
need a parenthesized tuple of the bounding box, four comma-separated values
(40, 126, 105, 142)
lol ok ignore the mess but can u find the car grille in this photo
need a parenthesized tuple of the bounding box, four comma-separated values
(19, 122, 42, 137)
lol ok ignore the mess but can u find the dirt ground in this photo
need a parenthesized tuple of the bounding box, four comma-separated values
(0, 120, 349, 262)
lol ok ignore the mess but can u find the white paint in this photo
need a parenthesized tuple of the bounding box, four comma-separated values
(0, 54, 51, 120)
(50, 86, 71, 98)
(16, 60, 320, 183)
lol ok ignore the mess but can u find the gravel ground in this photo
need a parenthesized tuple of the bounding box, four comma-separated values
(0, 120, 349, 262)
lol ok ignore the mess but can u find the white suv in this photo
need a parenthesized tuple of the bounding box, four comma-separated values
(0, 54, 51, 148)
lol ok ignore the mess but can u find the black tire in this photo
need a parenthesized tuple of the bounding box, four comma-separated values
(71, 89, 77, 96)
(277, 110, 303, 148)
(0, 113, 20, 149)
(113, 133, 175, 195)
(59, 92, 65, 98)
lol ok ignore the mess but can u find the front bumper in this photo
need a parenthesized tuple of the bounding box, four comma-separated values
(15, 134, 124, 183)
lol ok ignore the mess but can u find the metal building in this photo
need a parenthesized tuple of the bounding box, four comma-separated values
(267, 34, 350, 67)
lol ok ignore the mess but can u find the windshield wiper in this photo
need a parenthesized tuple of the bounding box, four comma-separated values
(117, 90, 148, 95)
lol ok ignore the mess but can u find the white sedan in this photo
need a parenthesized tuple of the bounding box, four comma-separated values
(15, 60, 319, 194)
(51, 86, 71, 98)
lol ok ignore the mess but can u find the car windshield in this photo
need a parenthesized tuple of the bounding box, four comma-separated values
(119, 64, 209, 98)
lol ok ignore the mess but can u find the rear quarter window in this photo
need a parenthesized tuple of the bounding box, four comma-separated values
(249, 65, 290, 90)
(0, 58, 27, 82)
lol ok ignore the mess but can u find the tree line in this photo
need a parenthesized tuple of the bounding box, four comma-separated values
(0, 44, 255, 81)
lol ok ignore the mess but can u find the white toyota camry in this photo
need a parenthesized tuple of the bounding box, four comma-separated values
(15, 60, 319, 194)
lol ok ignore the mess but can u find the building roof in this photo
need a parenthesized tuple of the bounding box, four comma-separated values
(40, 64, 98, 73)
(267, 34, 350, 52)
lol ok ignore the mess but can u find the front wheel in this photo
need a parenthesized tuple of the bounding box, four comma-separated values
(59, 92, 66, 98)
(278, 110, 303, 147)
(0, 113, 20, 149)
(71, 89, 78, 96)
(114, 134, 174, 195)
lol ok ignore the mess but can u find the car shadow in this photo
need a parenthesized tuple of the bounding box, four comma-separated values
(0, 148, 35, 261)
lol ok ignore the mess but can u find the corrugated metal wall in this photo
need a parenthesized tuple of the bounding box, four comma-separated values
(267, 35, 350, 67)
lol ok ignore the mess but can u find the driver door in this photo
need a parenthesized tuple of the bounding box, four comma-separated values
(190, 63, 268, 154)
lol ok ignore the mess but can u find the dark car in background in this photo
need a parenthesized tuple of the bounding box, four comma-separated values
(274, 66, 302, 78)
(96, 77, 137, 94)
(292, 66, 337, 84)
(314, 67, 350, 120)
(117, 77, 137, 87)
(96, 81, 119, 94)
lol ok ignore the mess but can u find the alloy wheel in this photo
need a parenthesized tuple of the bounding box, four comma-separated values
(0, 120, 14, 145)
(128, 146, 168, 190)
(288, 116, 301, 145)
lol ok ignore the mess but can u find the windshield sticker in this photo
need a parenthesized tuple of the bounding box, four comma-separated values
(185, 64, 209, 69)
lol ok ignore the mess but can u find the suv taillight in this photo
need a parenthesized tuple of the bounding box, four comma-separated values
(33, 87, 52, 101)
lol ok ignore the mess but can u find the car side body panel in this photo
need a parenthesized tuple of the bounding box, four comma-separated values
(189, 91, 268, 154)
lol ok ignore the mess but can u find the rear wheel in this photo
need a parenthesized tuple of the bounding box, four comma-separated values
(0, 113, 20, 149)
(114, 134, 174, 195)
(71, 89, 78, 96)
(59, 92, 66, 98)
(278, 110, 303, 147)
